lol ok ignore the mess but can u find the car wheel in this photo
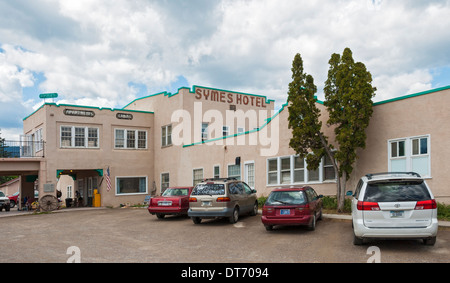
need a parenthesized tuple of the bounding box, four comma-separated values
(423, 237, 436, 246)
(264, 225, 273, 231)
(5, 205, 10, 212)
(307, 215, 316, 231)
(10, 201, 16, 209)
(229, 207, 239, 224)
(250, 201, 258, 216)
(353, 233, 364, 245)
(317, 207, 323, 220)
(192, 217, 202, 224)
(156, 213, 165, 219)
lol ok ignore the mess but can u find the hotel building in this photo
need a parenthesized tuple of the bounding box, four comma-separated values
(2, 85, 449, 208)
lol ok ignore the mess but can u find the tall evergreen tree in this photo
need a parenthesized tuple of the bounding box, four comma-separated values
(324, 48, 376, 210)
(287, 48, 376, 212)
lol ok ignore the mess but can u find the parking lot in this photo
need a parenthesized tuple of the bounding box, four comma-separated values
(1, 207, 449, 263)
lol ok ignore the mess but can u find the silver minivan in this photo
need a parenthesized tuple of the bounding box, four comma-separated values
(348, 172, 438, 245)
(188, 178, 258, 224)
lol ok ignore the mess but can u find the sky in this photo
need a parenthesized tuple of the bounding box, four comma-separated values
(1, 0, 450, 140)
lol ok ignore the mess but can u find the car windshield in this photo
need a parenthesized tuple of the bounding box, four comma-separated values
(0, 192, 5, 197)
(162, 188, 189, 196)
(364, 180, 431, 202)
(266, 190, 306, 205)
(191, 184, 225, 196)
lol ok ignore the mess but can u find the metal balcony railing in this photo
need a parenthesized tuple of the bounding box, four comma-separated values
(0, 140, 45, 158)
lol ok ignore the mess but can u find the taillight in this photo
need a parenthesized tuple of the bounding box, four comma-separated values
(357, 201, 380, 211)
(189, 197, 197, 202)
(262, 206, 273, 214)
(415, 199, 437, 210)
(216, 197, 231, 202)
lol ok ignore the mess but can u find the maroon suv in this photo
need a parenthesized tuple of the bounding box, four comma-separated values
(261, 186, 323, 231)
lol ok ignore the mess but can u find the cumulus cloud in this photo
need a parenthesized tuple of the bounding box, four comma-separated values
(0, 0, 450, 139)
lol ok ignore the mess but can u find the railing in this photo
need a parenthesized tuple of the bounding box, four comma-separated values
(0, 140, 45, 158)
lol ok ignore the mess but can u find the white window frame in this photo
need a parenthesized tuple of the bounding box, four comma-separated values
(244, 161, 255, 189)
(213, 165, 220, 178)
(60, 125, 99, 149)
(266, 155, 336, 186)
(388, 135, 431, 178)
(115, 176, 148, 196)
(162, 124, 172, 147)
(115, 128, 147, 149)
(227, 163, 241, 180)
(192, 168, 204, 186)
(161, 172, 170, 194)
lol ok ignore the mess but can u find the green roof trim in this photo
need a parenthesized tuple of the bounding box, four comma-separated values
(122, 85, 275, 109)
(373, 85, 450, 106)
(23, 102, 154, 121)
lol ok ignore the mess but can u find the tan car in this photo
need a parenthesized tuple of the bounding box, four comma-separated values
(188, 178, 258, 224)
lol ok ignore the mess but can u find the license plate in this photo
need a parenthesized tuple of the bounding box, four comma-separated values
(202, 201, 211, 206)
(280, 209, 290, 215)
(390, 211, 404, 218)
(158, 201, 172, 206)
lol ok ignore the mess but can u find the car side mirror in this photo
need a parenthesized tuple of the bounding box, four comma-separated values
(318, 194, 323, 198)
(251, 189, 257, 194)
(346, 191, 353, 196)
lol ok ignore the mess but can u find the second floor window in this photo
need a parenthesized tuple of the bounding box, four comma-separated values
(162, 125, 172, 147)
(115, 129, 147, 149)
(61, 126, 99, 148)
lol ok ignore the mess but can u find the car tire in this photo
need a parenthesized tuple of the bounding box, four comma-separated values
(156, 213, 165, 219)
(229, 207, 239, 224)
(192, 217, 202, 224)
(10, 201, 16, 209)
(423, 237, 436, 246)
(5, 205, 10, 212)
(353, 233, 364, 245)
(307, 215, 316, 231)
(264, 225, 273, 231)
(250, 201, 258, 216)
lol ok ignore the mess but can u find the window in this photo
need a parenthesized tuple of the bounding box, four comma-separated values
(214, 165, 220, 178)
(193, 169, 203, 186)
(116, 176, 147, 195)
(323, 154, 336, 181)
(267, 159, 278, 185)
(75, 127, 85, 147)
(223, 126, 229, 137)
(161, 173, 170, 194)
(61, 126, 99, 148)
(67, 185, 73, 198)
(293, 156, 304, 183)
(115, 129, 147, 149)
(228, 164, 241, 180)
(267, 155, 336, 185)
(162, 125, 172, 147)
(202, 123, 208, 141)
(244, 162, 255, 188)
(61, 126, 72, 147)
(388, 135, 430, 177)
(280, 157, 291, 184)
(34, 128, 43, 152)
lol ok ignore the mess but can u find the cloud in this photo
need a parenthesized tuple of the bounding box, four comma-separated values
(0, 0, 450, 140)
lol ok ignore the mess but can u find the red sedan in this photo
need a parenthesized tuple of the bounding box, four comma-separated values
(261, 186, 323, 231)
(148, 187, 193, 219)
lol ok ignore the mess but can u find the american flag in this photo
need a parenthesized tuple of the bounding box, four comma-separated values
(106, 167, 112, 192)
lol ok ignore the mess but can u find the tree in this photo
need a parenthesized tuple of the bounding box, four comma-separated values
(287, 48, 376, 212)
(324, 48, 376, 211)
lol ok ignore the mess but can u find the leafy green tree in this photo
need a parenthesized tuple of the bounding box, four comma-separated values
(288, 48, 376, 212)
(324, 48, 376, 210)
